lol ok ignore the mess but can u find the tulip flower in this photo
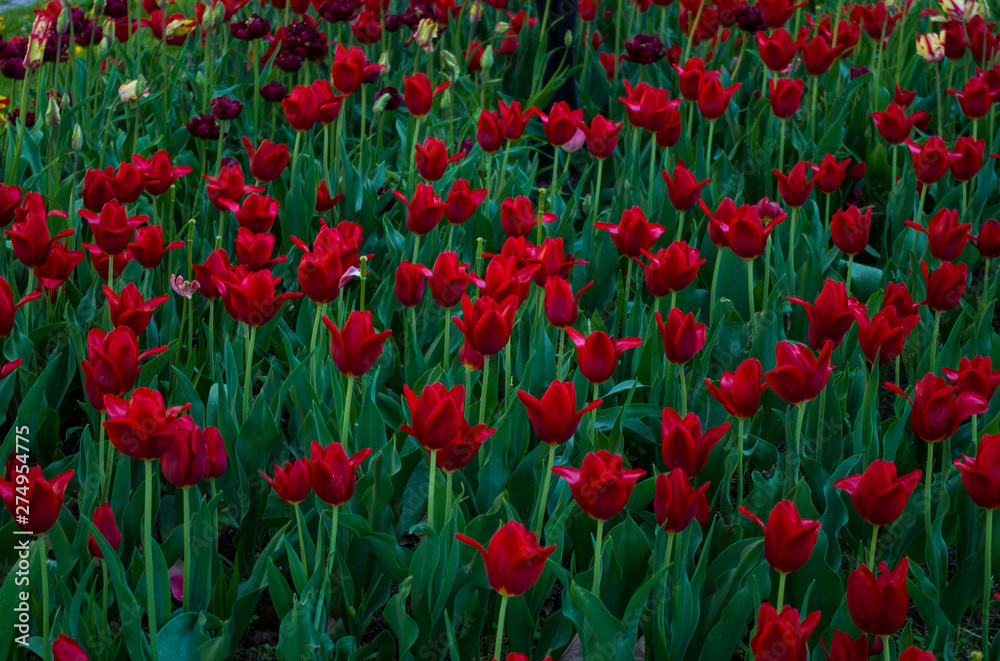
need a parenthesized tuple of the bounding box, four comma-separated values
(619, 83, 681, 133)
(565, 328, 642, 384)
(595, 206, 666, 258)
(950, 136, 986, 182)
(972, 218, 1000, 259)
(281, 83, 320, 131)
(234, 227, 284, 271)
(660, 407, 730, 476)
(132, 150, 193, 196)
(801, 34, 847, 75)
(544, 277, 592, 329)
(226, 193, 279, 235)
(477, 254, 537, 307)
(127, 225, 185, 269)
(212, 268, 303, 327)
(290, 233, 359, 305)
(415, 136, 465, 182)
(787, 279, 862, 349)
(202, 165, 263, 212)
(192, 249, 232, 300)
(773, 161, 818, 208)
(394, 183, 448, 237)
(260, 459, 312, 504)
(436, 421, 495, 473)
(429, 252, 477, 308)
(656, 308, 706, 365)
(322, 311, 392, 378)
(518, 381, 603, 447)
(906, 208, 970, 261)
(103, 162, 145, 204)
(87, 502, 122, 559)
(871, 103, 926, 145)
(942, 356, 1000, 407)
(536, 101, 585, 147)
(765, 340, 834, 407)
(103, 283, 169, 335)
(577, 114, 623, 160)
(953, 431, 1000, 512)
(673, 58, 713, 101)
(768, 77, 803, 118)
(757, 28, 802, 71)
(846, 559, 909, 636)
(662, 161, 711, 213)
(750, 603, 820, 661)
(79, 200, 147, 256)
(309, 441, 372, 506)
(331, 44, 383, 94)
(455, 520, 556, 608)
(739, 500, 820, 576)
(102, 388, 192, 460)
(948, 76, 994, 119)
(835, 460, 921, 529)
(906, 136, 960, 185)
(444, 179, 488, 225)
(722, 203, 786, 259)
(453, 294, 517, 357)
(527, 237, 588, 286)
(403, 73, 449, 117)
(394, 261, 432, 308)
(0, 462, 74, 534)
(886, 373, 987, 443)
(0, 359, 21, 382)
(5, 211, 75, 268)
(898, 649, 936, 661)
(500, 195, 555, 238)
(81, 327, 167, 410)
(477, 110, 503, 152)
(852, 306, 920, 365)
(401, 383, 467, 451)
(813, 154, 850, 194)
(0, 183, 22, 226)
(830, 205, 871, 255)
(696, 77, 741, 120)
(202, 427, 226, 480)
(819, 631, 876, 661)
(0, 277, 40, 338)
(553, 450, 645, 521)
(920, 260, 967, 312)
(635, 243, 705, 298)
(654, 469, 710, 534)
(160, 419, 206, 489)
(705, 358, 767, 420)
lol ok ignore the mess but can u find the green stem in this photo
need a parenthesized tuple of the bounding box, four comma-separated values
(39, 538, 50, 661)
(445, 471, 453, 521)
(444, 309, 451, 374)
(747, 259, 756, 335)
(593, 519, 605, 594)
(293, 504, 308, 572)
(532, 444, 558, 537)
(145, 460, 159, 661)
(557, 332, 565, 380)
(182, 487, 191, 612)
(985, 509, 994, 659)
(869, 524, 879, 567)
(493, 594, 510, 661)
(925, 443, 934, 540)
(591, 160, 605, 231)
(846, 254, 854, 297)
(679, 367, 688, 416)
(479, 355, 491, 427)
(341, 377, 355, 448)
(504, 342, 511, 411)
(794, 402, 807, 484)
(709, 249, 721, 328)
(243, 326, 257, 420)
(412, 234, 421, 265)
(930, 311, 940, 371)
(788, 207, 798, 298)
(776, 572, 787, 611)
(737, 417, 746, 510)
(428, 450, 437, 530)
(101, 561, 109, 658)
(662, 532, 676, 571)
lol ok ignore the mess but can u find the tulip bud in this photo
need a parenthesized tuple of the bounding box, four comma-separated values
(97, 33, 110, 57)
(440, 49, 460, 76)
(71, 124, 83, 150)
(469, 0, 484, 22)
(57, 7, 70, 34)
(415, 18, 438, 53)
(564, 29, 573, 47)
(439, 87, 451, 110)
(45, 97, 60, 127)
(480, 46, 494, 71)
(494, 21, 511, 34)
(93, 0, 106, 15)
(378, 50, 391, 73)
(373, 91, 391, 114)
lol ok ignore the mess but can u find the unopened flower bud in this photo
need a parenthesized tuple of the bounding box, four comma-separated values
(373, 91, 391, 114)
(72, 123, 83, 150)
(57, 7, 70, 33)
(480, 46, 494, 71)
(440, 49, 459, 77)
(469, 0, 484, 22)
(494, 21, 511, 34)
(45, 97, 60, 127)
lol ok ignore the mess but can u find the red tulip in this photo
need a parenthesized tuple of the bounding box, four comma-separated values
(656, 308, 706, 364)
(871, 103, 926, 145)
(192, 249, 231, 300)
(81, 327, 167, 410)
(459, 340, 485, 371)
(444, 179, 488, 225)
(544, 277, 592, 329)
(955, 432, 1000, 509)
(202, 427, 227, 480)
(883, 281, 919, 318)
(322, 311, 392, 377)
(429, 251, 477, 308)
(577, 114, 623, 159)
(234, 227, 284, 271)
(477, 110, 503, 152)
(787, 279, 862, 349)
(400, 383, 467, 451)
(950, 136, 986, 181)
(5, 212, 75, 268)
(0, 183, 22, 226)
(773, 161, 818, 208)
(813, 154, 850, 194)
(552, 450, 645, 520)
(942, 355, 1000, 403)
(33, 243, 84, 296)
(673, 58, 714, 101)
(920, 260, 967, 312)
(750, 603, 821, 661)
(906, 136, 960, 184)
(765, 340, 834, 405)
(768, 77, 803, 118)
(132, 150, 193, 196)
(660, 407, 730, 476)
(229, 193, 280, 234)
(654, 469, 710, 533)
(757, 28, 802, 71)
(102, 387, 192, 460)
(88, 502, 122, 559)
(636, 243, 705, 297)
(662, 161, 711, 212)
(127, 225, 185, 269)
(452, 294, 517, 356)
(497, 100, 532, 140)
(819, 630, 877, 661)
(696, 76, 741, 121)
(801, 34, 847, 75)
(852, 306, 920, 365)
(947, 76, 994, 119)
(104, 283, 168, 335)
(536, 101, 585, 146)
(830, 205, 871, 255)
(565, 328, 642, 384)
(500, 195, 555, 238)
(739, 500, 820, 574)
(0, 359, 22, 382)
(517, 380, 602, 446)
(79, 200, 147, 256)
(290, 233, 359, 305)
(0, 463, 74, 534)
(478, 254, 537, 307)
(212, 268, 303, 327)
(415, 136, 465, 182)
(282, 84, 320, 131)
(403, 73, 449, 117)
(595, 206, 666, 258)
(835, 459, 921, 526)
(886, 373, 988, 442)
(239, 137, 289, 184)
(83, 168, 115, 212)
(619, 83, 681, 133)
(972, 218, 1000, 258)
(160, 418, 207, 488)
(906, 208, 970, 261)
(722, 204, 786, 259)
(0, 277, 40, 338)
(104, 162, 146, 204)
(435, 421, 495, 471)
(526, 237, 588, 286)
(705, 358, 767, 419)
(202, 165, 263, 212)
(846, 558, 909, 636)
(331, 44, 383, 94)
(260, 459, 312, 504)
(394, 183, 448, 235)
(309, 441, 372, 505)
(394, 261, 433, 307)
(455, 521, 557, 596)
(898, 649, 936, 661)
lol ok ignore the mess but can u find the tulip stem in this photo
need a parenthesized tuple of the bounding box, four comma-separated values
(593, 519, 605, 594)
(428, 450, 437, 530)
(341, 377, 355, 448)
(466, 367, 473, 424)
(288, 131, 303, 201)
(101, 561, 109, 657)
(846, 254, 854, 298)
(679, 367, 689, 417)
(504, 343, 512, 411)
(985, 508, 994, 659)
(412, 234, 421, 265)
(747, 259, 755, 336)
(208, 300, 216, 381)
(98, 411, 108, 501)
(647, 144, 658, 205)
(493, 594, 510, 661)
(736, 417, 745, 510)
(869, 524, 879, 567)
(930, 311, 940, 371)
(182, 487, 191, 612)
(776, 572, 787, 611)
(924, 443, 934, 541)
(788, 207, 798, 298)
(38, 538, 49, 661)
(557, 332, 565, 380)
(882, 636, 891, 661)
(531, 444, 558, 538)
(444, 471, 453, 521)
(144, 460, 159, 661)
(704, 121, 715, 193)
(243, 325, 257, 420)
(662, 531, 676, 572)
(890, 146, 898, 219)
(985, 259, 992, 301)
(479, 355, 491, 428)
(293, 503, 308, 572)
(709, 249, 721, 328)
(591, 382, 600, 445)
(443, 312, 451, 374)
(317, 505, 340, 631)
(359, 256, 368, 312)
(310, 302, 326, 394)
(795, 402, 807, 484)
(591, 160, 605, 234)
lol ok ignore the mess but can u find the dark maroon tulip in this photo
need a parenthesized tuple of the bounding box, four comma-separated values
(656, 308, 706, 364)
(544, 277, 592, 329)
(834, 459, 922, 526)
(552, 450, 645, 520)
(401, 383, 467, 451)
(920, 260, 967, 312)
(309, 441, 372, 505)
(764, 340, 835, 405)
(565, 328, 642, 384)
(660, 407, 730, 476)
(654, 469, 710, 533)
(88, 502, 122, 559)
(739, 500, 820, 574)
(886, 373, 988, 443)
(517, 381, 602, 446)
(322, 311, 392, 378)
(847, 558, 909, 636)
